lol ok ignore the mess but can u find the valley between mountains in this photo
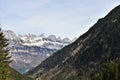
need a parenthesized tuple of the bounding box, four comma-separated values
(0, 4, 120, 80)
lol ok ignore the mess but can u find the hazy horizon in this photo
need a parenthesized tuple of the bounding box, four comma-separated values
(0, 0, 120, 39)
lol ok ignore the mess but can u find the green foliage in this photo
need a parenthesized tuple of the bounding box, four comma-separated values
(8, 67, 33, 80)
(0, 29, 33, 80)
(92, 61, 120, 80)
(66, 76, 80, 80)
(0, 29, 12, 80)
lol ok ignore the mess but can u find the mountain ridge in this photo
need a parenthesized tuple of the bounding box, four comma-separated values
(26, 5, 120, 80)
(1, 29, 74, 74)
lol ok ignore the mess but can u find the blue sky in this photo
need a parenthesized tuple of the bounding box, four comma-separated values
(0, 0, 120, 39)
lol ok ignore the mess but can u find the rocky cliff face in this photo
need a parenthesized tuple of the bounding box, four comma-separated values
(2, 30, 73, 74)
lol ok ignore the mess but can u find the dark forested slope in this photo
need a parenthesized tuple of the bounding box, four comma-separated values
(26, 5, 120, 80)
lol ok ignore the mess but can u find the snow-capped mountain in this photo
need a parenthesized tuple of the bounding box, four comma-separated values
(2, 29, 74, 74)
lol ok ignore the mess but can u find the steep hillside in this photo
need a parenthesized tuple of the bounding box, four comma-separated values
(9, 67, 33, 80)
(26, 5, 120, 80)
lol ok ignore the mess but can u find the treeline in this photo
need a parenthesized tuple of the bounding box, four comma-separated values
(92, 60, 120, 80)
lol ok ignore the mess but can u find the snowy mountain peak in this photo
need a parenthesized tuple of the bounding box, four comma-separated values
(2, 30, 19, 40)
(2, 29, 75, 73)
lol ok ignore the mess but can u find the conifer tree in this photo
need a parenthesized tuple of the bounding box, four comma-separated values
(0, 29, 11, 80)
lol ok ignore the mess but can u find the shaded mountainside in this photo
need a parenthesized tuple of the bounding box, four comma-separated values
(26, 5, 120, 80)
(8, 67, 33, 80)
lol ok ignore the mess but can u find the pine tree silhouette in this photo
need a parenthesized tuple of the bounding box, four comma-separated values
(0, 28, 12, 80)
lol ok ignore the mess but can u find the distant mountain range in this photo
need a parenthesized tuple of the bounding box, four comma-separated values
(2, 30, 75, 74)
(26, 5, 120, 80)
